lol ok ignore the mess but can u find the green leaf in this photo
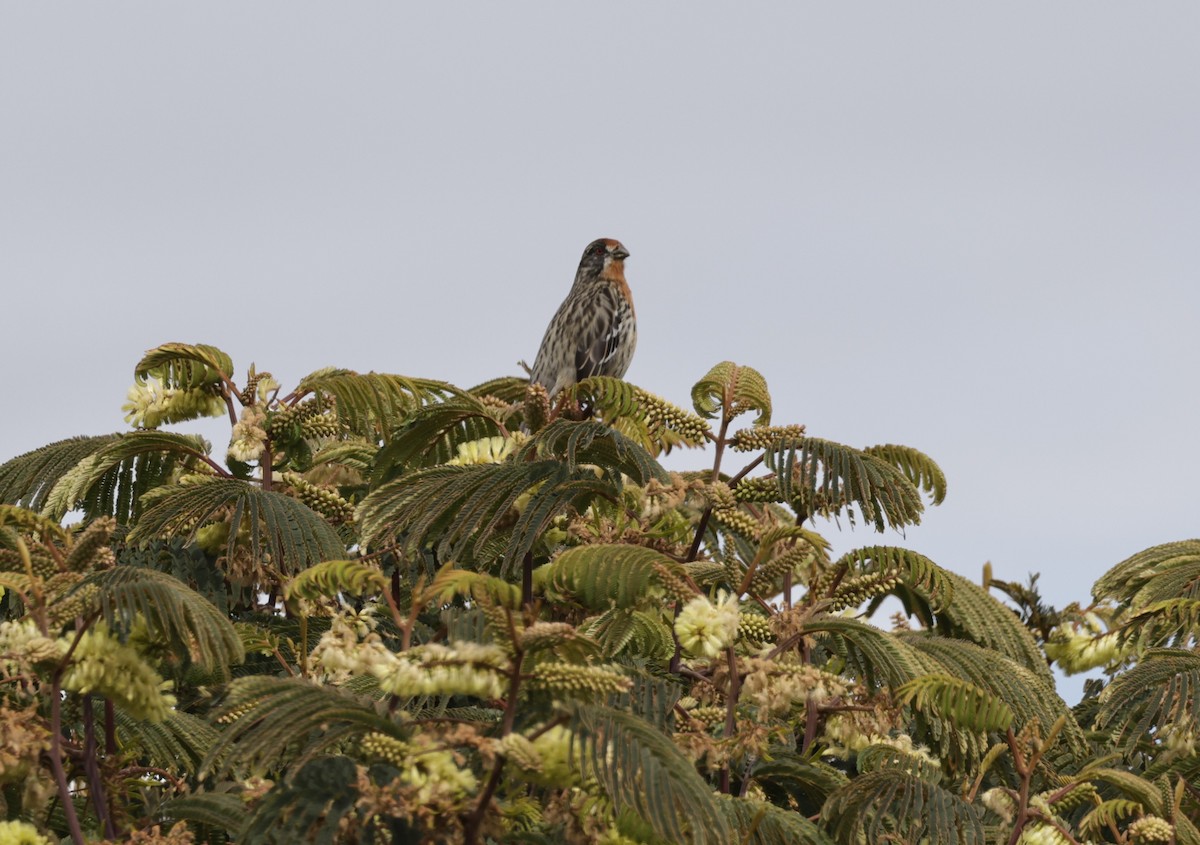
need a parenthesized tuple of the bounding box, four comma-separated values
(719, 795, 837, 845)
(863, 443, 947, 506)
(767, 437, 924, 532)
(41, 431, 212, 522)
(1094, 649, 1200, 755)
(0, 434, 121, 512)
(822, 769, 985, 845)
(516, 419, 669, 486)
(803, 615, 936, 688)
(285, 559, 389, 601)
(128, 478, 345, 576)
(537, 544, 681, 611)
(897, 674, 1015, 733)
(830, 545, 955, 611)
(691, 361, 771, 425)
(571, 703, 733, 845)
(201, 677, 397, 779)
(158, 793, 248, 836)
(371, 396, 507, 478)
(135, 342, 234, 389)
(358, 460, 616, 577)
(79, 566, 245, 677)
(296, 368, 457, 440)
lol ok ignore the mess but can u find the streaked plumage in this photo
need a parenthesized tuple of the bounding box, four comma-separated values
(529, 238, 637, 397)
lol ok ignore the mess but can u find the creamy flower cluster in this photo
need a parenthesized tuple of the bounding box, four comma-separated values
(674, 591, 740, 659)
(502, 725, 581, 787)
(122, 376, 225, 429)
(228, 405, 269, 463)
(1044, 612, 1128, 674)
(741, 659, 848, 716)
(445, 433, 528, 466)
(362, 732, 477, 804)
(310, 615, 507, 699)
(822, 717, 936, 765)
(1016, 823, 1074, 845)
(59, 625, 176, 722)
(0, 820, 51, 845)
(0, 620, 65, 673)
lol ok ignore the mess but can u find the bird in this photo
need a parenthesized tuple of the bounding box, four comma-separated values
(528, 238, 637, 397)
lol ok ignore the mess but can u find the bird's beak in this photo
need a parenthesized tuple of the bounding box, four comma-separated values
(613, 246, 630, 260)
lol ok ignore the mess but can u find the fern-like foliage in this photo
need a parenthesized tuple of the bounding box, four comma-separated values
(295, 367, 457, 440)
(691, 361, 772, 425)
(863, 443, 947, 506)
(41, 430, 212, 522)
(564, 376, 711, 454)
(241, 755, 360, 845)
(900, 634, 1088, 762)
(804, 615, 938, 688)
(201, 677, 397, 778)
(128, 478, 345, 576)
(719, 795, 837, 845)
(157, 793, 247, 838)
(285, 559, 389, 601)
(751, 752, 850, 817)
(0, 434, 121, 511)
(821, 769, 985, 845)
(766, 436, 925, 531)
(578, 607, 675, 659)
(114, 708, 220, 777)
(897, 674, 1015, 733)
(571, 703, 732, 845)
(358, 461, 610, 575)
(371, 396, 508, 479)
(829, 545, 955, 610)
(515, 419, 669, 485)
(80, 566, 245, 677)
(1094, 649, 1200, 756)
(922, 571, 1053, 681)
(537, 544, 684, 611)
(135, 342, 234, 389)
(1093, 539, 1200, 608)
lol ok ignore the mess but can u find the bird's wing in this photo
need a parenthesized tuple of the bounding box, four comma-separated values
(574, 287, 630, 381)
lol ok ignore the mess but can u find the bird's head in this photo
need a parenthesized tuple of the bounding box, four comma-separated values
(579, 238, 630, 276)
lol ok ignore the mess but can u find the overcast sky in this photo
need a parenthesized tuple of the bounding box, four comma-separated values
(3, 4, 1197, 700)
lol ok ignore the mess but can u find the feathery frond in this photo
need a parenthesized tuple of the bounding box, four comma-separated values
(766, 436, 924, 531)
(516, 419, 668, 485)
(803, 615, 936, 688)
(691, 361, 772, 425)
(41, 430, 212, 522)
(371, 396, 508, 478)
(571, 703, 733, 845)
(822, 769, 985, 845)
(897, 674, 1015, 734)
(358, 460, 615, 576)
(285, 559, 389, 601)
(863, 443, 947, 506)
(135, 342, 234, 389)
(565, 376, 711, 454)
(0, 434, 121, 511)
(900, 634, 1088, 762)
(129, 478, 345, 576)
(925, 571, 1052, 681)
(202, 677, 397, 778)
(719, 795, 837, 845)
(1094, 649, 1200, 755)
(538, 544, 684, 611)
(1093, 539, 1200, 608)
(295, 368, 456, 439)
(80, 566, 245, 676)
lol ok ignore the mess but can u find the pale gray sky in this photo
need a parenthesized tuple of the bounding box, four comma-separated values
(3, 4, 1198, 699)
